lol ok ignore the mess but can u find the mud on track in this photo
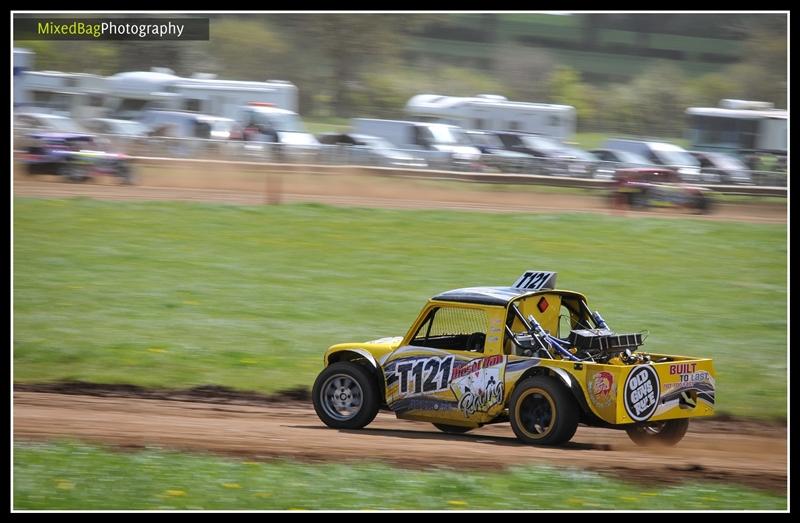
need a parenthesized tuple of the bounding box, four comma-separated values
(13, 169, 787, 224)
(14, 390, 787, 495)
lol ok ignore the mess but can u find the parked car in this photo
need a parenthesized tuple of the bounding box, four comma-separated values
(612, 167, 712, 213)
(463, 130, 535, 173)
(234, 104, 320, 162)
(21, 132, 135, 184)
(590, 149, 654, 179)
(601, 139, 709, 183)
(235, 104, 318, 145)
(689, 151, 753, 185)
(351, 119, 482, 171)
(81, 118, 150, 137)
(312, 269, 715, 446)
(316, 132, 427, 168)
(14, 112, 88, 134)
(494, 132, 596, 177)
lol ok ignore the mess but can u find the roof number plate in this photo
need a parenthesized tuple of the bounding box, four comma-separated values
(512, 270, 557, 290)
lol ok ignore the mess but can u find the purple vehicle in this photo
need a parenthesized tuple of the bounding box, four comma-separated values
(22, 132, 135, 185)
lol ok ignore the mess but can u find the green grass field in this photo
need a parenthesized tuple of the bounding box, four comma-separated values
(13, 198, 786, 419)
(13, 441, 785, 510)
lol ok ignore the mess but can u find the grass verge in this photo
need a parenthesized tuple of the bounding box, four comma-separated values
(13, 441, 786, 510)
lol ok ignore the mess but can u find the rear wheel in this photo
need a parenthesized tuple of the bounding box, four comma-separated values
(626, 419, 689, 447)
(62, 162, 87, 183)
(629, 190, 650, 209)
(509, 376, 579, 446)
(312, 362, 380, 430)
(432, 423, 473, 434)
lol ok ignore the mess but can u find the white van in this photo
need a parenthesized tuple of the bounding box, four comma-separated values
(351, 118, 481, 170)
(236, 104, 318, 146)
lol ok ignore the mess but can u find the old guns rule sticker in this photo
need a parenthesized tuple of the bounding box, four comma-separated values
(624, 365, 660, 421)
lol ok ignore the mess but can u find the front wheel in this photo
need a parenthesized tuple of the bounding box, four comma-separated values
(625, 419, 689, 447)
(432, 423, 473, 434)
(509, 375, 579, 446)
(312, 362, 380, 430)
(117, 165, 136, 185)
(693, 195, 712, 214)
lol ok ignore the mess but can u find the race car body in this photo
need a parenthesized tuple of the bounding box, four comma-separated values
(22, 132, 135, 184)
(613, 167, 712, 213)
(313, 271, 716, 446)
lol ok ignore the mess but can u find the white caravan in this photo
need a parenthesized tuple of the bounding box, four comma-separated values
(686, 99, 787, 157)
(104, 69, 298, 120)
(405, 94, 577, 140)
(14, 49, 299, 122)
(14, 47, 107, 119)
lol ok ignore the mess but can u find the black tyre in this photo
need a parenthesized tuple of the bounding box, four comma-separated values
(509, 375, 579, 446)
(625, 419, 689, 447)
(117, 165, 135, 185)
(312, 362, 380, 430)
(693, 194, 712, 214)
(62, 163, 87, 183)
(630, 190, 650, 209)
(432, 423, 473, 434)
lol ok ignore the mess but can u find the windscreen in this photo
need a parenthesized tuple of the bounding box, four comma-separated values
(425, 124, 468, 145)
(651, 143, 700, 167)
(255, 112, 305, 132)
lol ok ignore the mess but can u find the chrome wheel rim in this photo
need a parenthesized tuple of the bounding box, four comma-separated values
(320, 374, 363, 421)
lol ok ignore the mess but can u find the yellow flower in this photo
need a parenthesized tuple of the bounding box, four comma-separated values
(447, 500, 467, 506)
(165, 489, 187, 497)
(223, 483, 241, 489)
(55, 480, 74, 490)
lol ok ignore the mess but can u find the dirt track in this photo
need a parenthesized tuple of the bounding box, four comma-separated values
(13, 168, 787, 494)
(14, 391, 787, 494)
(13, 169, 787, 224)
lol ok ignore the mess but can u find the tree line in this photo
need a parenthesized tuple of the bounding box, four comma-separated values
(17, 14, 787, 137)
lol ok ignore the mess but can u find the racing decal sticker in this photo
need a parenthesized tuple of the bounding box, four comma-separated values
(449, 355, 506, 418)
(385, 355, 455, 396)
(658, 363, 716, 412)
(588, 370, 616, 409)
(384, 353, 508, 419)
(623, 365, 660, 421)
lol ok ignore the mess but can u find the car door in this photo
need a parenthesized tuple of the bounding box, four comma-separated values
(381, 304, 507, 425)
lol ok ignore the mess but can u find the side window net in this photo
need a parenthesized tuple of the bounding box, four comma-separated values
(412, 307, 489, 352)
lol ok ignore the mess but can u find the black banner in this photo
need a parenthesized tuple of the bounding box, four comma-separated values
(15, 17, 209, 41)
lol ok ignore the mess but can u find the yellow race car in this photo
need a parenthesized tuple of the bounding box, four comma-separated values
(312, 271, 716, 446)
